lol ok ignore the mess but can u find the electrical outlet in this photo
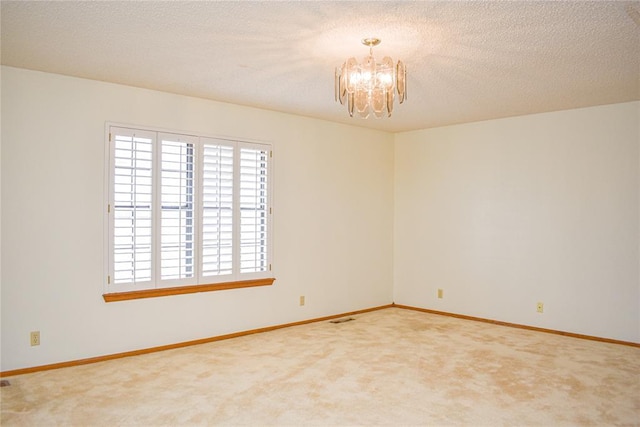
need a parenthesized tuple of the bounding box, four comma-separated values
(536, 302, 544, 313)
(30, 331, 40, 346)
(437, 289, 443, 299)
(299, 296, 305, 306)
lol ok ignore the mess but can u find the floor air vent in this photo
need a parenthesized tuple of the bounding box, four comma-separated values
(0, 380, 10, 387)
(330, 317, 355, 324)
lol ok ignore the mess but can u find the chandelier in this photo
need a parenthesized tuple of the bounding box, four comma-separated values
(335, 38, 406, 118)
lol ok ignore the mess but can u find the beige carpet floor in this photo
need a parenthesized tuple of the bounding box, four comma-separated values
(1, 307, 639, 426)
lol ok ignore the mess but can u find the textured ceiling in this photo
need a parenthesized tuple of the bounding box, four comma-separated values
(1, 1, 639, 132)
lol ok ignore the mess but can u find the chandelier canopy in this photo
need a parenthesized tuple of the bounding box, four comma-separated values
(335, 38, 406, 118)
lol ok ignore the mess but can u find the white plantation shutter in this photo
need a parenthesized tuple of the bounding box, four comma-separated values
(200, 140, 234, 278)
(107, 125, 272, 293)
(159, 133, 197, 282)
(239, 145, 270, 274)
(110, 128, 155, 286)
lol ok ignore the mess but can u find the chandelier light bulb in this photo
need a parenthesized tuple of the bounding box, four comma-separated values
(335, 37, 406, 118)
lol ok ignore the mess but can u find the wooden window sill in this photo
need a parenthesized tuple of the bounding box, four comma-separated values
(103, 278, 275, 302)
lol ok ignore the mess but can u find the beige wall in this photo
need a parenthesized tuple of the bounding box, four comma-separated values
(1, 66, 638, 372)
(394, 102, 640, 342)
(0, 67, 395, 371)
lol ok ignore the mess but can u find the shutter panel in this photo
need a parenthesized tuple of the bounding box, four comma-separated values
(111, 128, 154, 285)
(239, 145, 269, 273)
(108, 125, 272, 293)
(200, 140, 234, 278)
(159, 133, 196, 281)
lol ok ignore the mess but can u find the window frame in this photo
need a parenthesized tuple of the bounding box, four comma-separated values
(103, 123, 274, 301)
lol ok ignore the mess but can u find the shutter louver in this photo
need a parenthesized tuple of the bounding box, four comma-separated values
(112, 131, 154, 284)
(201, 142, 234, 277)
(160, 135, 196, 281)
(239, 147, 269, 273)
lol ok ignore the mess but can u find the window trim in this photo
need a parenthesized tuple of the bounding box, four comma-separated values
(102, 277, 275, 302)
(104, 123, 274, 301)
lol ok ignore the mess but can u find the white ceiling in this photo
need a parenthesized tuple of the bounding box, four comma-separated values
(1, 1, 639, 133)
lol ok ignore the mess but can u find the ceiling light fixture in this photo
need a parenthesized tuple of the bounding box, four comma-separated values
(335, 38, 406, 118)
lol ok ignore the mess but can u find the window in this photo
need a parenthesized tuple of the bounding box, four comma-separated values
(106, 125, 273, 300)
